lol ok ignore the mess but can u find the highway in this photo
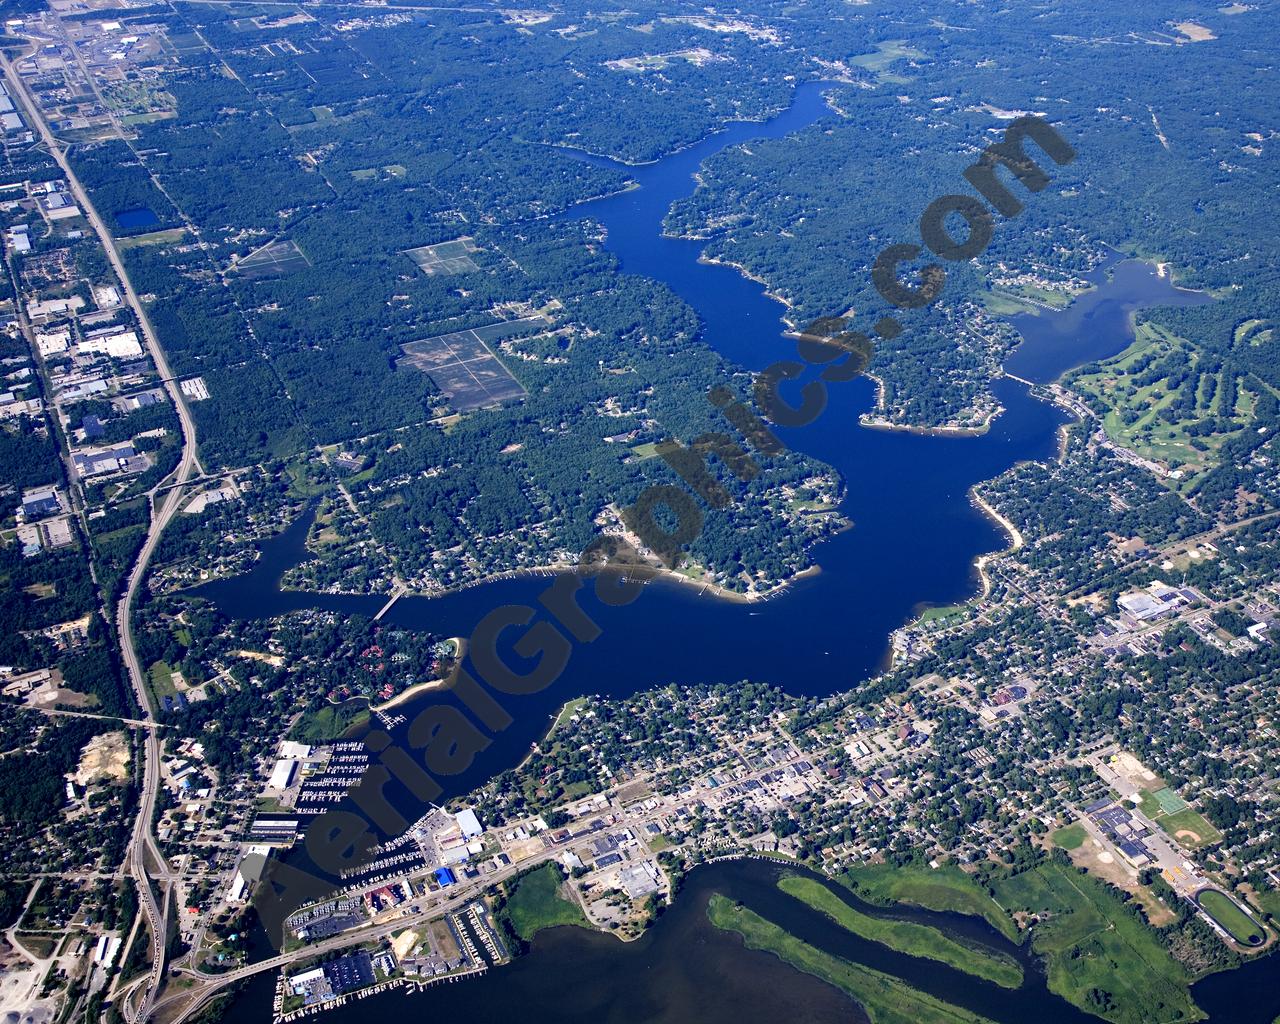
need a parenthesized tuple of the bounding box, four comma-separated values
(1, 45, 204, 1024)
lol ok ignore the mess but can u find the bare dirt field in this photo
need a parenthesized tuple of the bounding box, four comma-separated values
(74, 730, 130, 785)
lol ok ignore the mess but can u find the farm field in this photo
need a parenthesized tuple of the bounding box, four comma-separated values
(233, 238, 311, 279)
(403, 237, 481, 276)
(397, 322, 532, 412)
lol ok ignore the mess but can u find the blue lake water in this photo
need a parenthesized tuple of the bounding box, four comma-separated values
(220, 858, 1278, 1024)
(200, 81, 1276, 1024)
(196, 82, 1206, 809)
(115, 206, 160, 229)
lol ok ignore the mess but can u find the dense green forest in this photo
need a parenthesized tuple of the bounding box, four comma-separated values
(56, 0, 1280, 587)
(9, 0, 1279, 607)
(660, 0, 1280, 502)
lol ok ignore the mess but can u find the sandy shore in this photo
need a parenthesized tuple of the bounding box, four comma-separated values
(366, 637, 466, 713)
(970, 490, 1025, 597)
(400, 553, 821, 607)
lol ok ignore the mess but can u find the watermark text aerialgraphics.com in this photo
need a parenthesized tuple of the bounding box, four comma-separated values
(250, 112, 1076, 947)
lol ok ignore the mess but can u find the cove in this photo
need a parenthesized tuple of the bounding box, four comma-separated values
(193, 82, 1205, 812)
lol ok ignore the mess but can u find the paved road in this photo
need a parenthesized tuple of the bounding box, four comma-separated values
(1, 45, 204, 1024)
(153, 855, 546, 1024)
(5, 703, 167, 731)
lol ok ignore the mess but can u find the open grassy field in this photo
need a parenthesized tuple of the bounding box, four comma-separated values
(548, 696, 589, 739)
(1067, 322, 1253, 487)
(147, 660, 177, 704)
(506, 863, 588, 940)
(918, 603, 969, 625)
(707, 895, 997, 1024)
(116, 227, 188, 249)
(560, 779, 594, 800)
(1254, 887, 1280, 919)
(991, 862, 1202, 1024)
(778, 875, 1023, 989)
(849, 39, 926, 83)
(14, 933, 57, 958)
(288, 702, 368, 743)
(1136, 789, 1170, 820)
(628, 441, 661, 461)
(1196, 889, 1266, 946)
(1159, 807, 1222, 848)
(1129, 786, 1220, 848)
(981, 290, 1042, 316)
(234, 238, 310, 280)
(842, 863, 1019, 943)
(1051, 823, 1088, 851)
(122, 110, 177, 126)
(982, 283, 1075, 315)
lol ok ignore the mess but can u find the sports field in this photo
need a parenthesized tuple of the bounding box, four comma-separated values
(1196, 889, 1266, 946)
(1051, 823, 1087, 850)
(1151, 787, 1188, 814)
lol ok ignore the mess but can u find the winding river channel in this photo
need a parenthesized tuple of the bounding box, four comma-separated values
(197, 82, 1207, 806)
(202, 82, 1278, 1021)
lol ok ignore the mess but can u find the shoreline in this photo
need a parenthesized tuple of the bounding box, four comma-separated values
(380, 552, 825, 608)
(858, 410, 1000, 437)
(695, 252, 798, 324)
(969, 489, 1025, 598)
(655, 560, 823, 604)
(365, 637, 467, 714)
(856, 371, 1004, 437)
(549, 82, 835, 170)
